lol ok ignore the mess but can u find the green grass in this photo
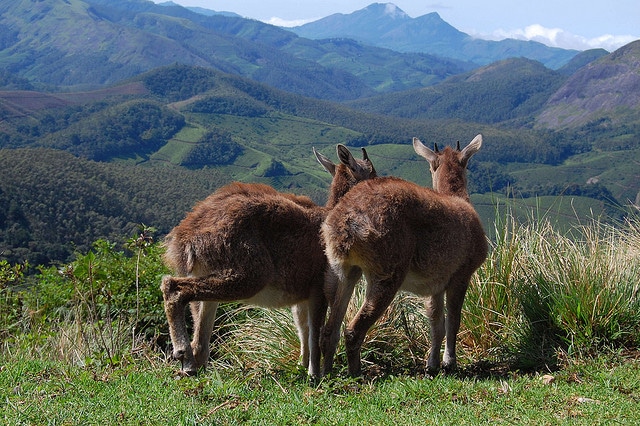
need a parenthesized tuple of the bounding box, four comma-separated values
(2, 354, 640, 424)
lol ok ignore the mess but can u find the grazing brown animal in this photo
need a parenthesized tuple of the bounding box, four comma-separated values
(321, 134, 487, 376)
(161, 145, 377, 377)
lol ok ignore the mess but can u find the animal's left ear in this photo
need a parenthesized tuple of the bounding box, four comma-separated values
(314, 147, 336, 176)
(336, 144, 364, 172)
(413, 137, 438, 168)
(460, 134, 482, 165)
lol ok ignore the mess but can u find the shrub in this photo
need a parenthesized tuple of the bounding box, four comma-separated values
(508, 216, 640, 369)
(0, 260, 28, 347)
(10, 226, 169, 366)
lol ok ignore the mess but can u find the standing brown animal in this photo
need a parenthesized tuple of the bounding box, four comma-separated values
(321, 134, 487, 376)
(161, 145, 377, 377)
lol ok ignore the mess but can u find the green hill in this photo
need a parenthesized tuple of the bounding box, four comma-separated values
(346, 58, 565, 124)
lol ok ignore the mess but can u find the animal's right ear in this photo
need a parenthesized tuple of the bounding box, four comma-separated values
(413, 137, 439, 167)
(314, 147, 336, 176)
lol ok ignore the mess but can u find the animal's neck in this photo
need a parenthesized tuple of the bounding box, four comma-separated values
(325, 168, 353, 209)
(433, 167, 470, 201)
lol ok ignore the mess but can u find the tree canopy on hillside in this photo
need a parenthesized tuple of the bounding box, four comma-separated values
(41, 100, 185, 160)
(0, 149, 230, 266)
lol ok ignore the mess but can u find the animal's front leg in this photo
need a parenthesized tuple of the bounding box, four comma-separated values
(161, 275, 196, 375)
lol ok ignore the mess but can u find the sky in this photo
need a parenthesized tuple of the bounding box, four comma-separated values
(157, 0, 639, 51)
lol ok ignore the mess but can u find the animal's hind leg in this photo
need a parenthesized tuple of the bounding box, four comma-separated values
(292, 301, 310, 369)
(425, 292, 445, 374)
(161, 275, 196, 375)
(190, 301, 219, 371)
(168, 270, 266, 301)
(344, 272, 402, 376)
(162, 269, 267, 375)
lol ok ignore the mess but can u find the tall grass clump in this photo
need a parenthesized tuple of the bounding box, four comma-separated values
(461, 211, 524, 361)
(507, 214, 640, 369)
(210, 306, 305, 375)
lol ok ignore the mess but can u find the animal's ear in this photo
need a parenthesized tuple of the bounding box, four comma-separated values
(460, 134, 482, 164)
(337, 143, 363, 170)
(360, 147, 377, 176)
(314, 147, 336, 176)
(413, 137, 438, 167)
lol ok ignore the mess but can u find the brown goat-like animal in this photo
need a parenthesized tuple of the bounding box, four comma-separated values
(320, 134, 487, 376)
(161, 145, 377, 377)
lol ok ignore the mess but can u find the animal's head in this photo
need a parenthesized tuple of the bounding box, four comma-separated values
(412, 134, 482, 200)
(313, 144, 377, 207)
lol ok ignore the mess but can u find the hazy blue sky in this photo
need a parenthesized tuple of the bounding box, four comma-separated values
(158, 1, 639, 51)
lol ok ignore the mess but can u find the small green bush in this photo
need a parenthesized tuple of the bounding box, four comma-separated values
(0, 260, 28, 346)
(3, 226, 169, 366)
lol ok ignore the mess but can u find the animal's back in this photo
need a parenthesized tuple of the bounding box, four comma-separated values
(323, 176, 487, 280)
(164, 182, 325, 283)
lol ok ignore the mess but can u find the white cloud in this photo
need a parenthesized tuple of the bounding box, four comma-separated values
(384, 3, 408, 18)
(478, 24, 638, 51)
(265, 17, 315, 27)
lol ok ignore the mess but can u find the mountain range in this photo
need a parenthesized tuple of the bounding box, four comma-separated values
(0, 0, 639, 266)
(1, 0, 587, 96)
(291, 3, 578, 69)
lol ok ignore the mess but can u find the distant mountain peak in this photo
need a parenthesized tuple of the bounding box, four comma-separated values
(359, 3, 410, 20)
(376, 3, 408, 19)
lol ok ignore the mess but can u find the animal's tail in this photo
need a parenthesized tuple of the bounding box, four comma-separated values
(162, 232, 196, 276)
(322, 214, 380, 283)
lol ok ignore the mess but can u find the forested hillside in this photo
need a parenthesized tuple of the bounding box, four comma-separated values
(347, 58, 566, 124)
(2, 61, 637, 266)
(0, 149, 231, 265)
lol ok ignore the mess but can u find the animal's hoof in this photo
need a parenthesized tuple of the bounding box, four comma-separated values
(442, 362, 457, 375)
(425, 367, 439, 379)
(172, 349, 186, 361)
(178, 368, 198, 377)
